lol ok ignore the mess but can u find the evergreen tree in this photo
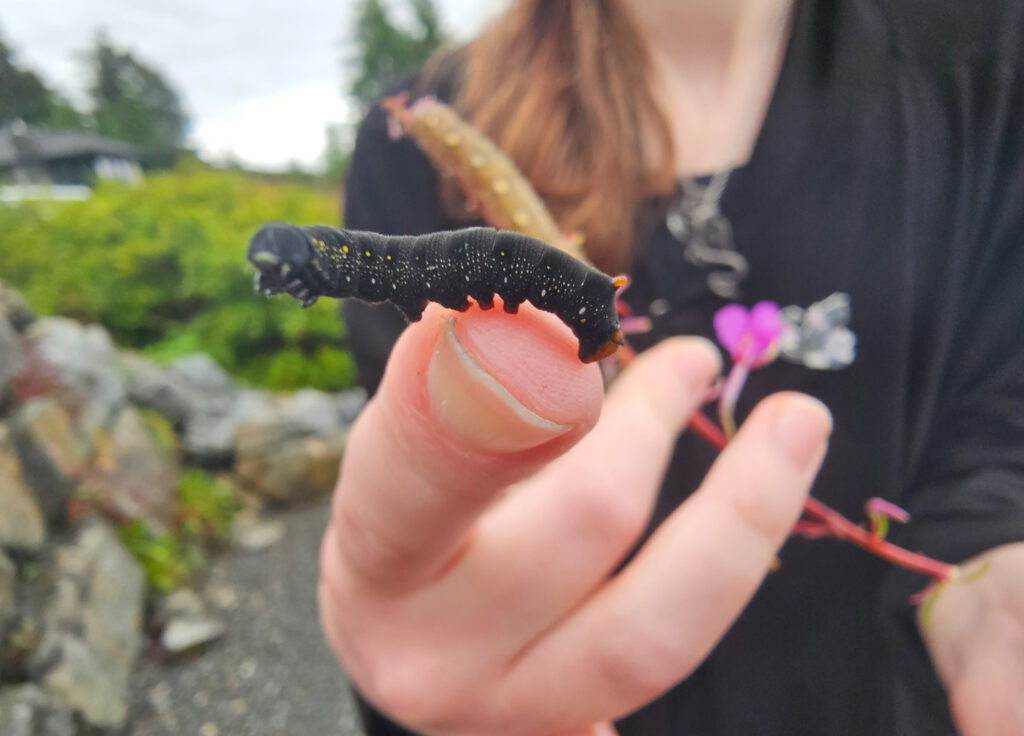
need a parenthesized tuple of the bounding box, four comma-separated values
(86, 30, 188, 150)
(0, 35, 54, 125)
(349, 0, 446, 108)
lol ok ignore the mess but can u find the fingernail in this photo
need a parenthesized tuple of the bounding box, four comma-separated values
(427, 317, 572, 452)
(772, 395, 833, 467)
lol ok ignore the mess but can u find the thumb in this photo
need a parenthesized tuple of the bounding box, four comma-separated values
(327, 302, 604, 589)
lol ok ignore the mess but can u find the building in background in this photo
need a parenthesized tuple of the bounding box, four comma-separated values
(0, 120, 143, 201)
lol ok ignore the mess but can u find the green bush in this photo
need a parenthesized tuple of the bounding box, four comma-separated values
(0, 161, 357, 390)
(117, 469, 241, 594)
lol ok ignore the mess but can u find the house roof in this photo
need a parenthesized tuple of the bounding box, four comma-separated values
(0, 126, 144, 167)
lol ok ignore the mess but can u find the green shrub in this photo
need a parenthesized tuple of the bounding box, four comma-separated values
(0, 162, 357, 390)
(117, 469, 241, 593)
(178, 468, 240, 542)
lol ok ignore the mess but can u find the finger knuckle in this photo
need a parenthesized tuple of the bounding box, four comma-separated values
(730, 475, 801, 545)
(335, 500, 420, 585)
(564, 478, 651, 547)
(590, 619, 685, 702)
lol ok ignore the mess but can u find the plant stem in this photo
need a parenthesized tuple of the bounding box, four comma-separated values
(718, 362, 749, 440)
(799, 497, 958, 581)
(688, 412, 958, 584)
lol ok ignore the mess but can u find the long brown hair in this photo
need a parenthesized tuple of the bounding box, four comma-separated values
(456, 0, 675, 273)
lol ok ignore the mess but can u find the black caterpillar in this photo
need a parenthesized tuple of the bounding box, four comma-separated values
(247, 223, 625, 363)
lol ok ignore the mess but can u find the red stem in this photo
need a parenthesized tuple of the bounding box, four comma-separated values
(801, 497, 958, 581)
(687, 416, 958, 583)
(688, 412, 728, 450)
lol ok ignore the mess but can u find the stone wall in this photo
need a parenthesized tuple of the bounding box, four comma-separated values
(0, 280, 364, 733)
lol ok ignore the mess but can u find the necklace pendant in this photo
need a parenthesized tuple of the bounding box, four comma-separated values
(666, 173, 749, 300)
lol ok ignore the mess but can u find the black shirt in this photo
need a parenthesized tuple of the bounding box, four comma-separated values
(340, 1, 1024, 733)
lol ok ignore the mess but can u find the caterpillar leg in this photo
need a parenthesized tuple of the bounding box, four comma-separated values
(437, 296, 472, 312)
(285, 278, 319, 308)
(503, 299, 522, 314)
(397, 301, 428, 323)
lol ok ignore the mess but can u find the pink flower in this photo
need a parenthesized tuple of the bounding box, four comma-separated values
(713, 302, 784, 367)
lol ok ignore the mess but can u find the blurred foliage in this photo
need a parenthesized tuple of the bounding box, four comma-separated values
(119, 469, 241, 594)
(86, 29, 188, 160)
(139, 407, 179, 456)
(0, 34, 63, 127)
(0, 161, 358, 391)
(1, 27, 182, 144)
(119, 520, 201, 594)
(349, 0, 446, 109)
(178, 468, 240, 541)
(323, 122, 352, 184)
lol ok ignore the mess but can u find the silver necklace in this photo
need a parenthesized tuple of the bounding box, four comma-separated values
(666, 169, 749, 299)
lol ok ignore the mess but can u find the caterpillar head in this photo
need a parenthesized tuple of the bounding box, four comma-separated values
(248, 223, 319, 307)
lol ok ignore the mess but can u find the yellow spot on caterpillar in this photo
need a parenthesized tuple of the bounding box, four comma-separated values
(342, 245, 349, 253)
(500, 251, 505, 256)
(491, 177, 511, 195)
(443, 132, 461, 147)
(580, 318, 587, 324)
(365, 251, 371, 257)
(468, 152, 486, 168)
(513, 210, 532, 227)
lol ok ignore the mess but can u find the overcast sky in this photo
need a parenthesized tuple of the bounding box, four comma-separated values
(0, 0, 502, 170)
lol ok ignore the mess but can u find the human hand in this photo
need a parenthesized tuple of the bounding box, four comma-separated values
(318, 302, 832, 735)
(920, 542, 1024, 736)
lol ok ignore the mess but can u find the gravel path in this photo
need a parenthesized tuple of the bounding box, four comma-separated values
(129, 498, 364, 736)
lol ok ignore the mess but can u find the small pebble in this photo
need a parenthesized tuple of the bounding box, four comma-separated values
(238, 657, 258, 680)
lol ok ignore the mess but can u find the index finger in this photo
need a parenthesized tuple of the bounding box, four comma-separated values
(327, 302, 605, 591)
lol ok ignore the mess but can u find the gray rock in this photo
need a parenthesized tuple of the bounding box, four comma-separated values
(9, 397, 90, 525)
(0, 549, 15, 632)
(34, 522, 144, 730)
(161, 614, 226, 655)
(183, 389, 275, 465)
(232, 388, 362, 501)
(29, 317, 126, 431)
(235, 426, 347, 502)
(0, 279, 35, 333)
(279, 388, 367, 437)
(279, 389, 346, 437)
(119, 350, 211, 427)
(336, 387, 368, 425)
(170, 354, 237, 401)
(55, 524, 144, 671)
(37, 631, 130, 728)
(231, 513, 285, 552)
(92, 406, 179, 524)
(0, 684, 76, 736)
(0, 315, 24, 407)
(0, 425, 46, 550)
(159, 588, 206, 619)
(155, 588, 227, 655)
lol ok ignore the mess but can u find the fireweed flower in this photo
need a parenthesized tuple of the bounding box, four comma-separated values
(706, 296, 959, 597)
(713, 301, 786, 437)
(714, 301, 785, 367)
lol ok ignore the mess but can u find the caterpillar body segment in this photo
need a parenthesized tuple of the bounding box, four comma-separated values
(380, 94, 589, 264)
(248, 223, 624, 363)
